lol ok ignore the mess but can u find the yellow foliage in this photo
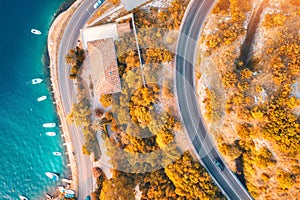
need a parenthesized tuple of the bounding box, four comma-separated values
(144, 48, 174, 64)
(260, 173, 270, 183)
(211, 0, 230, 14)
(218, 143, 241, 159)
(276, 169, 295, 189)
(230, 92, 244, 106)
(222, 71, 237, 88)
(237, 82, 250, 91)
(240, 68, 253, 79)
(251, 107, 264, 120)
(99, 94, 112, 108)
(139, 169, 178, 199)
(129, 86, 159, 128)
(263, 13, 288, 28)
(203, 88, 222, 122)
(165, 152, 224, 199)
(237, 123, 252, 139)
(156, 130, 174, 148)
(100, 171, 135, 200)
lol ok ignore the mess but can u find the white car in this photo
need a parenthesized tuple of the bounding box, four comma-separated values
(93, 0, 102, 9)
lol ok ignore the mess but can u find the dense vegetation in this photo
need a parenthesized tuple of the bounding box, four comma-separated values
(199, 0, 300, 199)
(90, 0, 224, 199)
(67, 78, 101, 160)
(64, 46, 85, 79)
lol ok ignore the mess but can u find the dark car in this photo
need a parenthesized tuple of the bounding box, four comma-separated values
(214, 159, 225, 171)
(86, 195, 91, 200)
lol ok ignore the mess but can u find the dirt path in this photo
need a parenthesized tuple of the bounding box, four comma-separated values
(238, 0, 269, 64)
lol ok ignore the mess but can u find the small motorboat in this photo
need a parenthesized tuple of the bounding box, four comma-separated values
(43, 123, 56, 128)
(37, 96, 47, 102)
(45, 132, 56, 136)
(53, 152, 62, 156)
(19, 195, 28, 200)
(32, 78, 43, 84)
(65, 189, 75, 194)
(45, 172, 58, 180)
(31, 29, 41, 35)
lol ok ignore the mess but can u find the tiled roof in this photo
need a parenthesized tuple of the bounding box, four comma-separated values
(87, 38, 121, 95)
(117, 22, 131, 34)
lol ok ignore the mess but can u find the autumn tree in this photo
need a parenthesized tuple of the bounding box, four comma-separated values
(99, 94, 113, 108)
(65, 46, 85, 79)
(139, 169, 178, 200)
(165, 152, 224, 199)
(129, 85, 159, 128)
(100, 171, 136, 200)
(276, 169, 295, 190)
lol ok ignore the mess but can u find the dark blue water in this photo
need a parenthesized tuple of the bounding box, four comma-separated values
(0, 0, 68, 199)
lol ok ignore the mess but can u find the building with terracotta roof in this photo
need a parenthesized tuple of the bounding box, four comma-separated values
(87, 39, 121, 95)
(80, 19, 133, 95)
(117, 22, 132, 34)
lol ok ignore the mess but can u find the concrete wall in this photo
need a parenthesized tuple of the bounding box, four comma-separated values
(120, 0, 149, 11)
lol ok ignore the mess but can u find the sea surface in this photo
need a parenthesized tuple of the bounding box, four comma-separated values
(0, 0, 69, 199)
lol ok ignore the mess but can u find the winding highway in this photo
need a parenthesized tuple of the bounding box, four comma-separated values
(57, 0, 103, 199)
(175, 0, 253, 199)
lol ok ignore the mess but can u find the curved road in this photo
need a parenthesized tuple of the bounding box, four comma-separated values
(57, 0, 103, 199)
(175, 0, 253, 199)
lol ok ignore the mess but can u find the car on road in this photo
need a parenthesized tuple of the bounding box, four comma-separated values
(214, 159, 225, 171)
(93, 0, 102, 9)
(86, 195, 91, 200)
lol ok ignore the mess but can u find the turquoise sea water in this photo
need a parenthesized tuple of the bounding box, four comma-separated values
(0, 0, 69, 199)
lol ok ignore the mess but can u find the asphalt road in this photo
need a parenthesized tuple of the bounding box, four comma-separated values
(57, 0, 102, 199)
(175, 0, 253, 199)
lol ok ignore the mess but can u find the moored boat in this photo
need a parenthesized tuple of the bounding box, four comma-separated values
(65, 190, 75, 195)
(19, 195, 28, 200)
(43, 123, 56, 128)
(37, 96, 47, 102)
(45, 172, 58, 180)
(32, 78, 43, 84)
(57, 186, 75, 194)
(31, 29, 41, 35)
(45, 132, 56, 136)
(53, 152, 62, 156)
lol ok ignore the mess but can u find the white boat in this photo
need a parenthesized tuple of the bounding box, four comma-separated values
(65, 190, 75, 195)
(45, 132, 56, 136)
(53, 152, 62, 156)
(37, 96, 47, 102)
(19, 195, 28, 200)
(43, 123, 56, 128)
(45, 172, 58, 180)
(32, 78, 43, 84)
(31, 29, 41, 35)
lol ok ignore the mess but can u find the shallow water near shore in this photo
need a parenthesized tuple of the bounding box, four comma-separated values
(0, 0, 69, 199)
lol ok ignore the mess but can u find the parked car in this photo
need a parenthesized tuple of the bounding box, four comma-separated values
(214, 159, 225, 171)
(93, 0, 102, 9)
(86, 195, 91, 200)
